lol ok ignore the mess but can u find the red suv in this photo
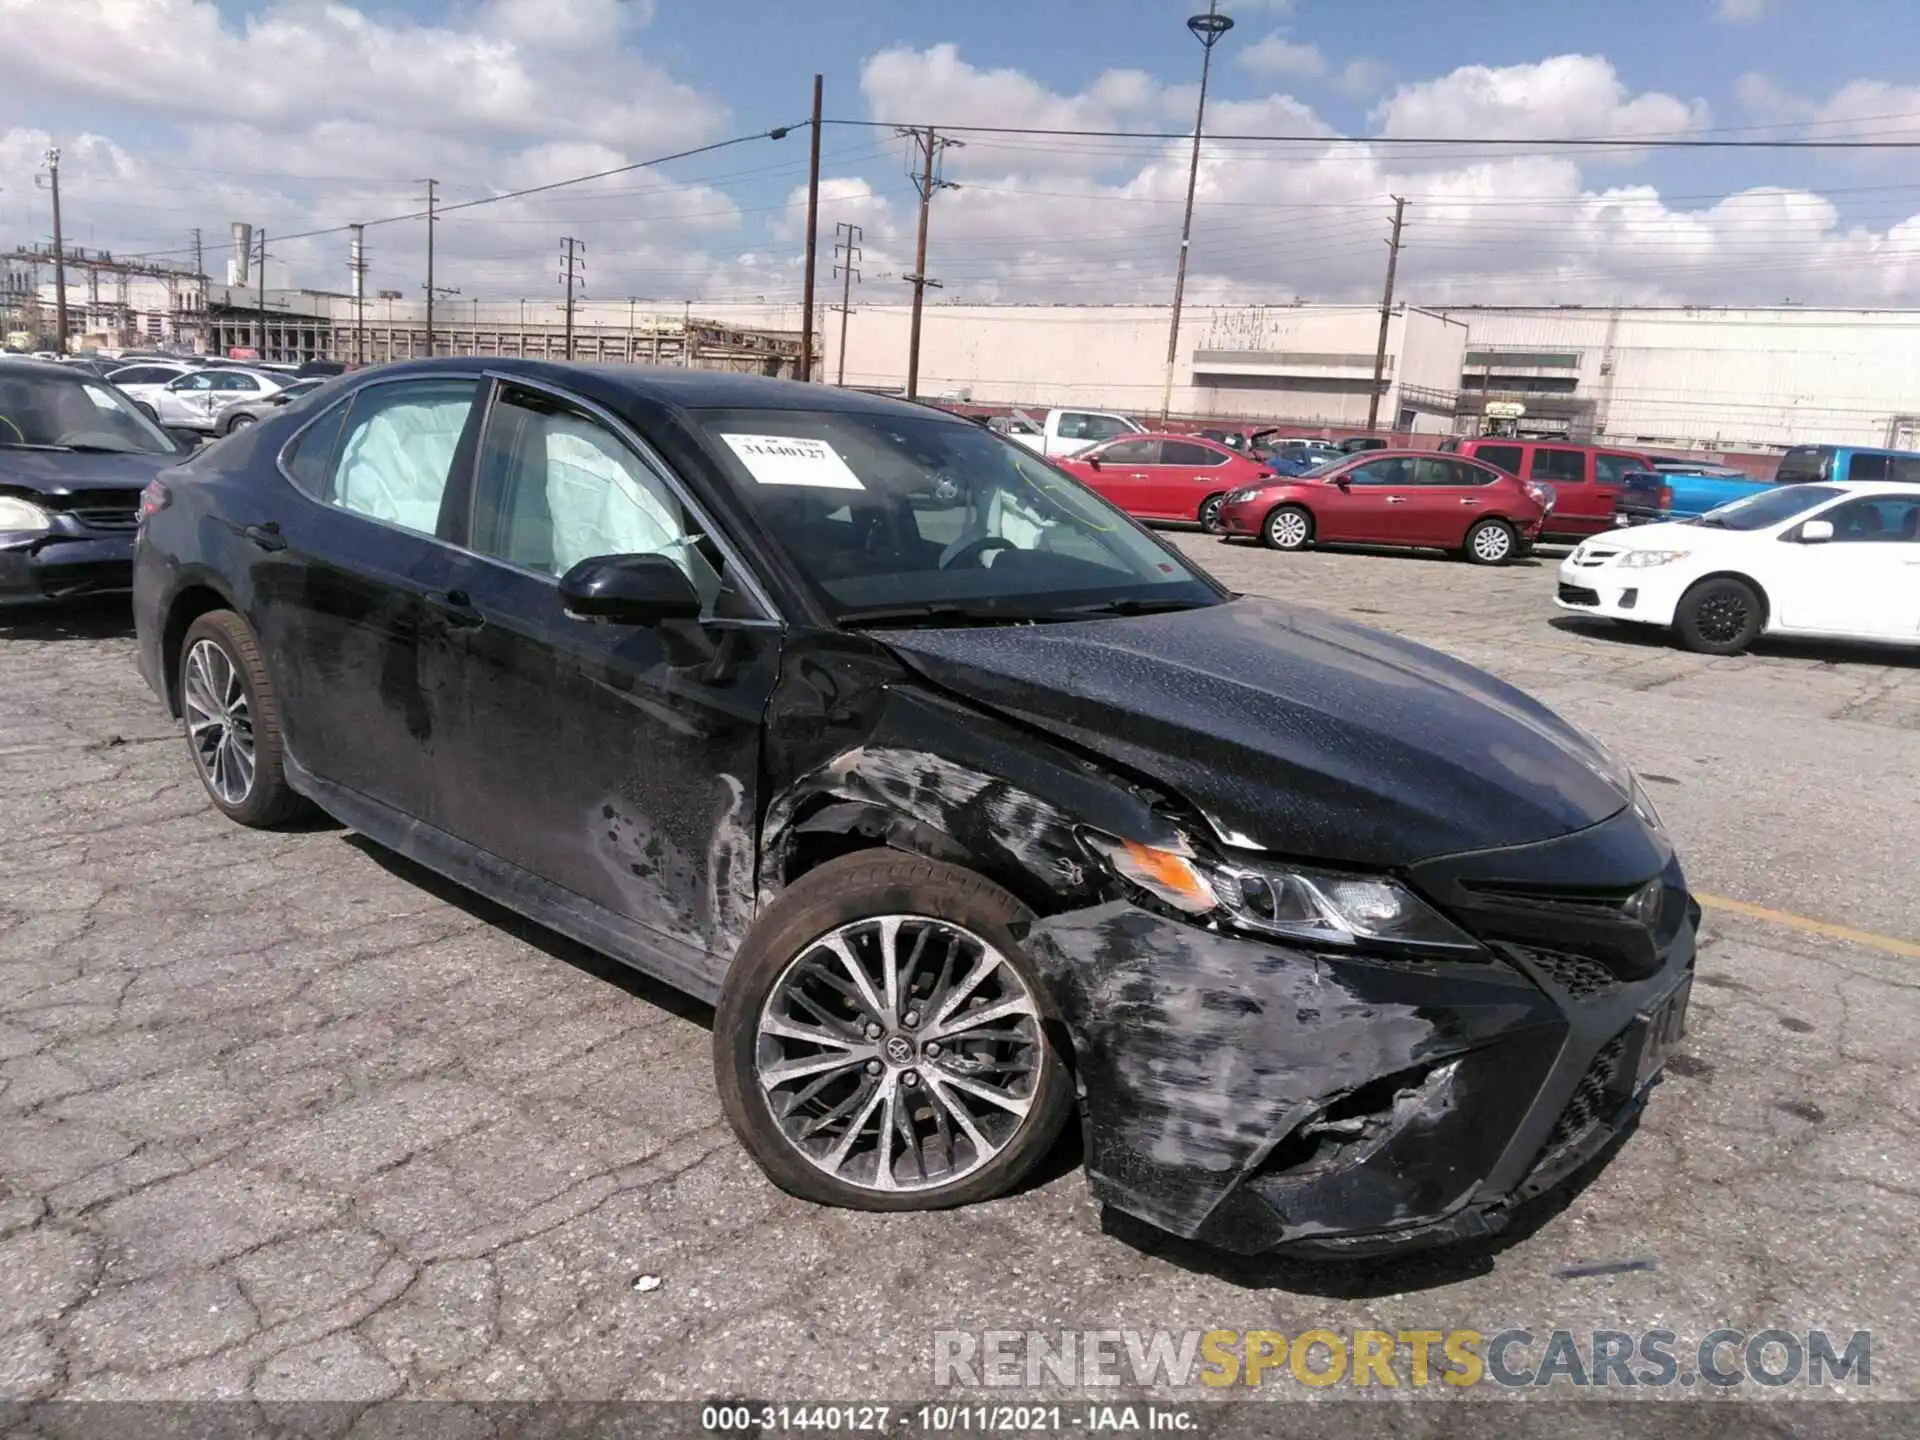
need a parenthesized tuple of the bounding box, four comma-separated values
(1214, 450, 1547, 564)
(1444, 439, 1654, 542)
(1055, 433, 1275, 532)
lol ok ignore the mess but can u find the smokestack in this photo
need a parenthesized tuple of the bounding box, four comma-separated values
(229, 222, 253, 287)
(349, 230, 364, 302)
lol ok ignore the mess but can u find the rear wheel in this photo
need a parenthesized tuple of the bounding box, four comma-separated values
(178, 610, 310, 828)
(1262, 505, 1313, 551)
(714, 851, 1073, 1211)
(1464, 518, 1516, 565)
(1197, 494, 1225, 533)
(1674, 577, 1763, 655)
(224, 412, 257, 435)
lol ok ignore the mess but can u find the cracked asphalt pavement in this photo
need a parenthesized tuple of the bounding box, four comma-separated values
(1, 537, 1916, 1407)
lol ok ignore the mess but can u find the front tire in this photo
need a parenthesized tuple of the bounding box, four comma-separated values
(1262, 505, 1313, 551)
(714, 851, 1073, 1212)
(178, 610, 309, 827)
(1464, 518, 1516, 565)
(1674, 577, 1763, 655)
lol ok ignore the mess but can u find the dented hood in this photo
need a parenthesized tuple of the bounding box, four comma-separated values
(880, 595, 1628, 865)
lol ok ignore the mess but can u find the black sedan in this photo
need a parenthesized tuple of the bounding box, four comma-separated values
(1, 359, 193, 605)
(131, 359, 1696, 1256)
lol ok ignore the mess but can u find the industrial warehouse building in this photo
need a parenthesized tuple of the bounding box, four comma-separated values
(14, 244, 1920, 455)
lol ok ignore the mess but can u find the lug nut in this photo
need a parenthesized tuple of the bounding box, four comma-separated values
(902, 1071, 919, 1088)
(924, 1042, 941, 1057)
(903, 1010, 920, 1027)
(866, 1059, 883, 1075)
(864, 1022, 884, 1039)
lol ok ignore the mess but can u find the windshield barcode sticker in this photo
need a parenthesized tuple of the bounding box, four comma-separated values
(721, 434, 864, 491)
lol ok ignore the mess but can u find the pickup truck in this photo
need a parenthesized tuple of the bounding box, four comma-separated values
(1613, 466, 1770, 526)
(1005, 407, 1146, 459)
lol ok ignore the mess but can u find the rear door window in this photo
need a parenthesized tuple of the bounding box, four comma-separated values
(1846, 453, 1889, 482)
(1094, 439, 1162, 465)
(1472, 443, 1524, 474)
(326, 379, 480, 536)
(1530, 448, 1588, 484)
(1594, 453, 1644, 485)
(1161, 440, 1226, 466)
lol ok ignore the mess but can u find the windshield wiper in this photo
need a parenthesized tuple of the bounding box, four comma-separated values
(1048, 595, 1216, 618)
(837, 601, 1063, 629)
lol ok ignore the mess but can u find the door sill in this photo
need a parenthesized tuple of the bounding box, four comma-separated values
(283, 752, 725, 1004)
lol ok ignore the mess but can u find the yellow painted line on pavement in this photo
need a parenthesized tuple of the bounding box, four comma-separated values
(1696, 892, 1920, 961)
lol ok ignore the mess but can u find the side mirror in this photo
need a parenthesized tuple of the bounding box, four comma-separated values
(1084, 454, 1102, 469)
(558, 553, 700, 624)
(1799, 519, 1834, 544)
(1334, 476, 1352, 490)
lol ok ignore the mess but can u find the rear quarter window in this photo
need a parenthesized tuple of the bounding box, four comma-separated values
(1471, 443, 1524, 474)
(280, 400, 351, 498)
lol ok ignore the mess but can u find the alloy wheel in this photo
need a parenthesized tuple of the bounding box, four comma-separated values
(1694, 588, 1751, 645)
(1268, 509, 1310, 549)
(754, 916, 1043, 1194)
(182, 638, 256, 806)
(1198, 496, 1223, 533)
(1471, 523, 1513, 562)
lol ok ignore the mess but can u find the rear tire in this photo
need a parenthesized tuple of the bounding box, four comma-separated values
(177, 610, 310, 828)
(1197, 494, 1225, 533)
(1262, 505, 1313, 551)
(224, 412, 257, 435)
(1464, 518, 1516, 565)
(1674, 577, 1763, 655)
(714, 851, 1073, 1212)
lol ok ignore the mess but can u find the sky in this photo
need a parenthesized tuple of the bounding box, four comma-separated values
(7, 0, 1920, 313)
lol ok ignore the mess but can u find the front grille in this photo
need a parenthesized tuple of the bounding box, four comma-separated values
(1569, 547, 1620, 568)
(1517, 945, 1621, 1000)
(1543, 1033, 1629, 1154)
(1558, 583, 1600, 606)
(69, 506, 140, 533)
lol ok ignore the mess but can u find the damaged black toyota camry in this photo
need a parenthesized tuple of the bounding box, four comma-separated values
(132, 359, 1695, 1257)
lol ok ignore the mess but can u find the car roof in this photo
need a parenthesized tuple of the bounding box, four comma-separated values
(1827, 480, 1920, 495)
(342, 357, 976, 424)
(0, 356, 95, 383)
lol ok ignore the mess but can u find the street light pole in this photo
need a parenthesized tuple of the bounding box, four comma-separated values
(1159, 1, 1233, 424)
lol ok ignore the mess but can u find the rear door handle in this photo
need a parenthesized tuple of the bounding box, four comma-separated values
(1384, 495, 1407, 504)
(425, 588, 486, 629)
(1459, 497, 1481, 505)
(241, 522, 286, 552)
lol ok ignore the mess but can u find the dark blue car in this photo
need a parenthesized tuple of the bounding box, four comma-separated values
(0, 359, 191, 605)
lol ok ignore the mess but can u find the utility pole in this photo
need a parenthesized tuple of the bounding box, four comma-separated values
(44, 148, 67, 354)
(800, 73, 824, 381)
(627, 296, 638, 363)
(903, 127, 960, 400)
(832, 221, 862, 386)
(559, 237, 585, 360)
(349, 224, 367, 365)
(1366, 196, 1407, 434)
(1160, 1, 1235, 423)
(683, 299, 692, 368)
(256, 230, 268, 361)
(190, 226, 204, 353)
(422, 178, 438, 357)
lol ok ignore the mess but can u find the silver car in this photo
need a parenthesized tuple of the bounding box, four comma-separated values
(149, 368, 289, 433)
(210, 376, 326, 435)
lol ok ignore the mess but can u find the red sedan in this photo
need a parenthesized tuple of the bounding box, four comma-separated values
(1214, 450, 1550, 564)
(1054, 433, 1275, 532)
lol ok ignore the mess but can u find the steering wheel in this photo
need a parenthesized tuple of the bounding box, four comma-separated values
(940, 535, 1018, 570)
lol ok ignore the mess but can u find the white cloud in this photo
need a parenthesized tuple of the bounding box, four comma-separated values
(1716, 0, 1768, 21)
(1238, 33, 1327, 79)
(1339, 58, 1389, 96)
(1374, 54, 1708, 159)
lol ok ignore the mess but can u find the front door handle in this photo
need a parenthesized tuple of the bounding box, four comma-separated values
(1459, 497, 1481, 505)
(242, 522, 286, 552)
(425, 588, 486, 629)
(1384, 495, 1407, 504)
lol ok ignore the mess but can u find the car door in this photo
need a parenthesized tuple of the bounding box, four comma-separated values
(1153, 439, 1232, 521)
(155, 371, 214, 426)
(1401, 456, 1489, 545)
(1529, 446, 1599, 534)
(204, 371, 263, 424)
(1316, 455, 1418, 543)
(1078, 438, 1163, 514)
(249, 374, 484, 822)
(1772, 495, 1920, 640)
(422, 376, 784, 972)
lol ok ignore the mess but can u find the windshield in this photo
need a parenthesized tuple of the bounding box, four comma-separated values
(0, 369, 180, 455)
(692, 408, 1225, 622)
(1693, 484, 1842, 530)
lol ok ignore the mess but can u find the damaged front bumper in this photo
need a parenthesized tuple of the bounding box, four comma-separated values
(1027, 815, 1697, 1258)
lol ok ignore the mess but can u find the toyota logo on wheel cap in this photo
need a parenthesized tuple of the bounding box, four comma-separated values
(884, 1035, 915, 1065)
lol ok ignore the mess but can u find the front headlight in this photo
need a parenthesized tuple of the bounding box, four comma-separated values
(1619, 549, 1690, 568)
(0, 495, 53, 534)
(1083, 833, 1481, 954)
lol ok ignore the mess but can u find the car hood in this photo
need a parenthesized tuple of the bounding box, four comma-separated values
(881, 595, 1630, 866)
(1582, 520, 1744, 552)
(0, 447, 180, 496)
